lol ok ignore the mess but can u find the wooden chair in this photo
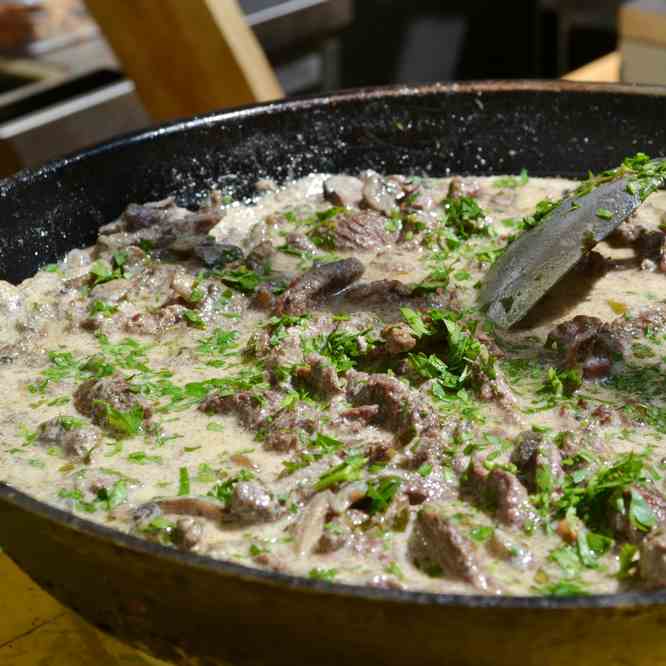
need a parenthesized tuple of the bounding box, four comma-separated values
(83, 0, 284, 122)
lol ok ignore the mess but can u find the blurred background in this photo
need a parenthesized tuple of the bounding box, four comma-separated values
(0, 0, 659, 176)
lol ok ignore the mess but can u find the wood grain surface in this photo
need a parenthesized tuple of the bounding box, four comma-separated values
(1, 554, 169, 665)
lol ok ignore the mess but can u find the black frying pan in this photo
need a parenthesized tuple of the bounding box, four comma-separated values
(2, 81, 666, 666)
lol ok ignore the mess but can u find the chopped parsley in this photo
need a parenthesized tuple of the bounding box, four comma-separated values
(96, 402, 145, 437)
(308, 567, 337, 581)
(366, 476, 402, 514)
(178, 467, 190, 496)
(494, 169, 528, 189)
(314, 455, 367, 491)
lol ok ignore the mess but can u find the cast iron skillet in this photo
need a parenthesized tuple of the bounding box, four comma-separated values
(1, 81, 666, 666)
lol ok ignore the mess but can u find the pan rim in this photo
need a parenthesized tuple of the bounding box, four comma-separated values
(2, 79, 666, 611)
(1, 78, 666, 194)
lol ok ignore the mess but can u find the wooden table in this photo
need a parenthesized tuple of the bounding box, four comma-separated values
(0, 555, 167, 665)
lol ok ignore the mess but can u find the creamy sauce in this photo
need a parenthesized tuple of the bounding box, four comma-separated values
(2, 172, 666, 597)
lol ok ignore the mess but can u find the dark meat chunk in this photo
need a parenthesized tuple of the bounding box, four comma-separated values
(123, 304, 188, 337)
(635, 230, 666, 272)
(324, 175, 364, 207)
(155, 497, 226, 522)
(171, 517, 204, 551)
(151, 482, 281, 526)
(381, 322, 417, 354)
(99, 207, 221, 254)
(366, 440, 395, 464)
(342, 279, 413, 305)
(193, 238, 244, 268)
(252, 285, 276, 311)
(447, 176, 480, 200)
(122, 199, 176, 231)
(245, 240, 273, 273)
(225, 481, 282, 524)
(275, 258, 365, 315)
(199, 390, 280, 429)
(330, 210, 399, 250)
(470, 362, 520, 413)
(510, 430, 563, 493)
(607, 221, 645, 247)
(574, 250, 609, 278)
(340, 404, 380, 423)
(283, 231, 317, 254)
(73, 376, 151, 432)
(264, 403, 322, 452)
(399, 430, 447, 472)
(362, 172, 401, 216)
(608, 484, 666, 543)
(346, 370, 439, 445)
(463, 459, 535, 529)
(295, 353, 343, 398)
(639, 528, 666, 587)
(409, 504, 498, 592)
(316, 519, 351, 553)
(292, 492, 332, 556)
(36, 417, 102, 462)
(545, 315, 624, 379)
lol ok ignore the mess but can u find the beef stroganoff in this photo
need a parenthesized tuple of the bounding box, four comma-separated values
(3, 156, 666, 596)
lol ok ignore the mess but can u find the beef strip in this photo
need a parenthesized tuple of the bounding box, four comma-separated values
(245, 240, 274, 273)
(608, 484, 666, 543)
(275, 258, 365, 315)
(36, 417, 102, 463)
(121, 199, 177, 231)
(263, 402, 322, 452)
(510, 430, 564, 493)
(73, 376, 151, 432)
(198, 390, 281, 429)
(362, 172, 402, 216)
(292, 491, 333, 556)
(193, 239, 244, 268)
(225, 481, 282, 524)
(607, 221, 645, 247)
(329, 210, 400, 250)
(447, 176, 480, 200)
(545, 315, 625, 379)
(345, 370, 440, 445)
(323, 175, 364, 207)
(316, 518, 352, 553)
(171, 517, 204, 551)
(283, 231, 318, 254)
(98, 205, 221, 255)
(639, 528, 666, 587)
(200, 387, 319, 452)
(342, 279, 414, 305)
(123, 304, 188, 336)
(153, 497, 226, 522)
(635, 230, 666, 272)
(463, 458, 536, 529)
(381, 322, 417, 354)
(148, 481, 281, 526)
(409, 504, 499, 592)
(295, 353, 344, 399)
